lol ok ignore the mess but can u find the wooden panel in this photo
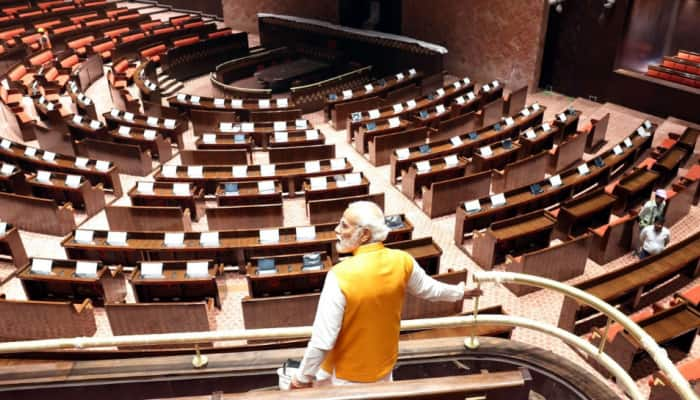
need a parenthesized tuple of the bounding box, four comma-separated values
(206, 203, 283, 230)
(105, 205, 190, 231)
(309, 193, 384, 224)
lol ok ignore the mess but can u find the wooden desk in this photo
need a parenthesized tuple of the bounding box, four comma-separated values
(471, 140, 521, 173)
(154, 159, 353, 196)
(0, 224, 28, 268)
(422, 170, 491, 218)
(215, 181, 283, 206)
(130, 260, 222, 308)
(194, 133, 255, 151)
(103, 110, 186, 149)
(254, 57, 329, 91)
(401, 156, 468, 200)
(268, 144, 334, 164)
(107, 125, 174, 162)
(369, 125, 432, 166)
(552, 109, 580, 141)
(355, 118, 412, 154)
(385, 237, 442, 276)
(168, 93, 301, 122)
(62, 215, 413, 271)
(303, 173, 370, 205)
(18, 258, 126, 306)
(179, 149, 249, 165)
(105, 205, 191, 231)
(246, 253, 332, 297)
(74, 137, 153, 177)
(471, 210, 556, 269)
(309, 192, 385, 224)
(518, 124, 557, 157)
(27, 170, 106, 217)
(206, 202, 283, 230)
(558, 229, 700, 334)
(652, 146, 688, 185)
(191, 111, 313, 148)
(612, 168, 660, 214)
(556, 187, 617, 237)
(129, 181, 205, 221)
(491, 151, 549, 194)
(389, 103, 545, 183)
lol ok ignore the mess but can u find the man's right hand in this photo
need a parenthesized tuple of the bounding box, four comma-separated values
(464, 288, 483, 298)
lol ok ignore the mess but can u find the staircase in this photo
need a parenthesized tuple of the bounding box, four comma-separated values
(156, 67, 184, 97)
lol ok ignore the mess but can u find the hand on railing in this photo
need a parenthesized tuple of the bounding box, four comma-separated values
(464, 288, 483, 299)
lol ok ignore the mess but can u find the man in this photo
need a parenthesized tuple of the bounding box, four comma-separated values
(291, 201, 482, 388)
(638, 216, 670, 258)
(638, 189, 666, 230)
(37, 28, 51, 50)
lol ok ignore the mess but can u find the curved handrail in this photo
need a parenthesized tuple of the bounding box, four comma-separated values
(290, 65, 372, 92)
(473, 271, 699, 400)
(0, 315, 642, 398)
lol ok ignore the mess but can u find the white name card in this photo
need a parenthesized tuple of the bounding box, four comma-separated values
(577, 163, 590, 175)
(75, 261, 98, 278)
(480, 145, 493, 157)
(259, 228, 279, 244)
(395, 73, 405, 81)
(276, 98, 289, 108)
(406, 99, 417, 109)
(31, 258, 53, 274)
(368, 109, 380, 119)
(415, 160, 431, 173)
(232, 165, 248, 178)
(89, 120, 101, 130)
(524, 129, 536, 139)
(42, 151, 56, 162)
(200, 231, 219, 246)
(444, 154, 459, 166)
(146, 116, 159, 126)
(177, 94, 187, 102)
(164, 231, 185, 247)
(143, 129, 156, 140)
(490, 193, 506, 207)
(453, 81, 461, 89)
(557, 113, 567, 122)
(214, 98, 225, 107)
(137, 181, 154, 194)
(467, 91, 476, 100)
(0, 222, 6, 236)
(624, 137, 633, 148)
(542, 123, 551, 132)
(306, 129, 319, 140)
(310, 176, 327, 190)
(436, 88, 445, 97)
(273, 121, 287, 131)
(482, 84, 490, 92)
(455, 96, 465, 105)
(295, 119, 307, 129)
(342, 89, 353, 99)
(346, 172, 362, 185)
(161, 164, 179, 178)
(241, 122, 254, 132)
(396, 148, 410, 160)
(107, 231, 127, 246)
(643, 120, 652, 129)
(74, 229, 94, 244)
(187, 165, 204, 178)
(257, 180, 275, 193)
(549, 175, 562, 187)
(95, 160, 110, 172)
(388, 117, 400, 128)
(141, 262, 163, 277)
(612, 145, 623, 155)
(364, 83, 374, 93)
(305, 160, 321, 173)
(504, 117, 515, 126)
(492, 80, 499, 87)
(450, 136, 462, 147)
(637, 127, 650, 137)
(36, 170, 52, 183)
(72, 115, 84, 125)
(0, 139, 10, 150)
(172, 183, 190, 196)
(186, 261, 209, 278)
(123, 112, 134, 122)
(260, 164, 276, 177)
(436, 104, 447, 114)
(330, 158, 345, 170)
(75, 157, 89, 169)
(164, 119, 176, 129)
(1, 163, 15, 175)
(24, 147, 37, 157)
(521, 108, 531, 117)
(296, 226, 316, 241)
(409, 68, 417, 76)
(46, 102, 54, 111)
(110, 109, 120, 118)
(202, 134, 217, 144)
(392, 103, 403, 114)
(65, 174, 81, 188)
(274, 131, 288, 142)
(219, 122, 234, 131)
(258, 99, 270, 109)
(532, 103, 541, 111)
(465, 199, 481, 212)
(231, 99, 243, 108)
(118, 126, 131, 136)
(190, 96, 200, 104)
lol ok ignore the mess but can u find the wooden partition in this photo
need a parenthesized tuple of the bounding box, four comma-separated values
(268, 144, 335, 164)
(503, 235, 590, 296)
(481, 98, 504, 127)
(75, 138, 153, 176)
(0, 297, 96, 341)
(503, 85, 528, 116)
(309, 193, 385, 224)
(106, 302, 214, 349)
(547, 131, 588, 173)
(0, 224, 28, 268)
(206, 203, 284, 230)
(587, 214, 636, 265)
(422, 171, 491, 218)
(369, 126, 431, 166)
(179, 149, 249, 165)
(331, 96, 382, 129)
(105, 205, 191, 231)
(492, 151, 548, 193)
(586, 113, 609, 152)
(0, 192, 75, 235)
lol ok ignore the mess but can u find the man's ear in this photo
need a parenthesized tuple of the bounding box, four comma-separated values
(360, 227, 372, 244)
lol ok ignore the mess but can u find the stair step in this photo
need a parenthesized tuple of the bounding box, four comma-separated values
(161, 83, 184, 96)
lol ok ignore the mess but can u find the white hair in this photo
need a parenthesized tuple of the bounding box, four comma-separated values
(347, 201, 390, 242)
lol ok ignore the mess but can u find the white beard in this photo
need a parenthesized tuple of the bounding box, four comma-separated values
(336, 229, 364, 253)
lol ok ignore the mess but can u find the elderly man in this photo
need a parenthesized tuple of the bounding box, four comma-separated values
(291, 201, 482, 388)
(638, 189, 667, 230)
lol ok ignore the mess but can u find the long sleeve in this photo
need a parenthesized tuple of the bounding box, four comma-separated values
(406, 260, 465, 302)
(296, 271, 346, 382)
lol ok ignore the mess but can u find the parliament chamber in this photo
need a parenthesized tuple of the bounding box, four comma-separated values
(0, 0, 699, 399)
